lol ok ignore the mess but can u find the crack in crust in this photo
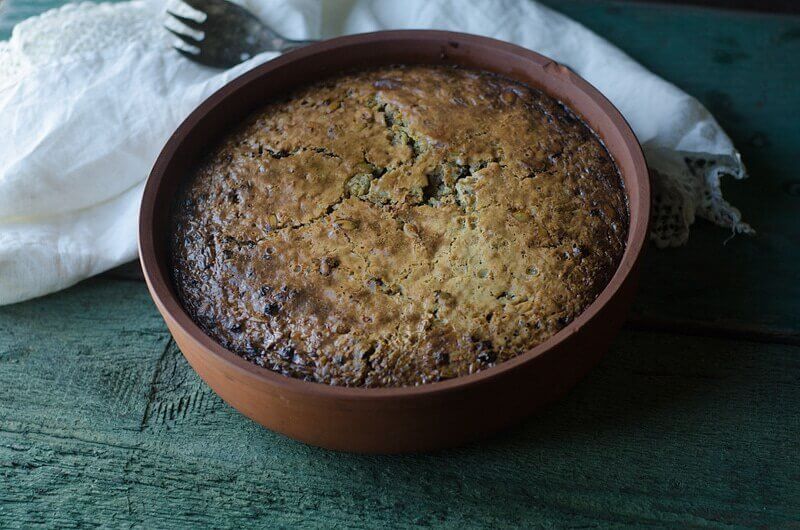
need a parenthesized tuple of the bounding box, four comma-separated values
(170, 65, 629, 388)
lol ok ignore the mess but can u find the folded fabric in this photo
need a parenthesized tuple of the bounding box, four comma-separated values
(0, 0, 752, 305)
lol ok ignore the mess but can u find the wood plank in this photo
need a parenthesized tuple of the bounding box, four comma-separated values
(623, 0, 800, 14)
(1, 278, 799, 527)
(538, 1, 800, 337)
(2, 5, 797, 528)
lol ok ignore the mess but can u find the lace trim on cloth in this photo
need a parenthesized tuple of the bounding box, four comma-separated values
(645, 146, 753, 248)
(0, 0, 752, 249)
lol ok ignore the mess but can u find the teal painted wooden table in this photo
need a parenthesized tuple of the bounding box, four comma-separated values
(2, 1, 799, 527)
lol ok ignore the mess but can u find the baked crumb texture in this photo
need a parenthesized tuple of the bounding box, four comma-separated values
(171, 65, 628, 387)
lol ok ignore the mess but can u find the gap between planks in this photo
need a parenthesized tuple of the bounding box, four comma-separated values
(98, 262, 800, 347)
(625, 315, 800, 347)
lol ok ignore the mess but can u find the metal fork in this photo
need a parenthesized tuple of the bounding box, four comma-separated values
(166, 0, 317, 68)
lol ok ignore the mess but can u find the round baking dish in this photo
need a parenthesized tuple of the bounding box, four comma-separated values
(139, 30, 649, 453)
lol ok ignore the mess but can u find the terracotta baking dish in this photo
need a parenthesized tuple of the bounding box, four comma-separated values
(139, 30, 649, 453)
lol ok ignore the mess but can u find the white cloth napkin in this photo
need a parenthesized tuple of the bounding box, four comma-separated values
(0, 0, 751, 305)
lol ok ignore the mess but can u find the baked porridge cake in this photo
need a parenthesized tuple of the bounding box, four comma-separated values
(170, 65, 628, 388)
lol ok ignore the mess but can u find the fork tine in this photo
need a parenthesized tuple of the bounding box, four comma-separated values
(165, 26, 201, 46)
(183, 0, 263, 25)
(173, 46, 200, 60)
(166, 10, 205, 32)
(171, 0, 279, 69)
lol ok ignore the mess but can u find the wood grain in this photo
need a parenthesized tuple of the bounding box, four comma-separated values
(2, 1, 800, 527)
(1, 277, 799, 527)
(542, 1, 800, 338)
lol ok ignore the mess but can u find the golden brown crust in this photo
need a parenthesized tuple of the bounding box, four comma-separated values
(170, 65, 628, 387)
